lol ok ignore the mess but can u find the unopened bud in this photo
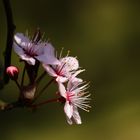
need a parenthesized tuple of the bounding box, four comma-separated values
(6, 66, 19, 80)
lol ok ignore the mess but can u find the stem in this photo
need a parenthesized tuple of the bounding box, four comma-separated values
(33, 78, 54, 102)
(31, 98, 59, 108)
(35, 71, 46, 85)
(3, 0, 16, 84)
(15, 80, 21, 90)
(3, 100, 27, 111)
(21, 65, 26, 87)
(3, 101, 19, 110)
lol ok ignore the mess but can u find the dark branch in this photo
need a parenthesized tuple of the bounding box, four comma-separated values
(31, 98, 60, 109)
(3, 0, 16, 84)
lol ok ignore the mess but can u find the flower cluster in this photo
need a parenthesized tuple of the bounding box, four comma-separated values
(6, 29, 91, 125)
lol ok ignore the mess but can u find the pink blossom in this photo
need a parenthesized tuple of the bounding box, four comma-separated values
(58, 78, 91, 124)
(13, 33, 59, 65)
(6, 66, 19, 80)
(43, 56, 84, 83)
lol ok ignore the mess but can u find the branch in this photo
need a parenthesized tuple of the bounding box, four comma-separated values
(3, 0, 16, 84)
(31, 98, 60, 109)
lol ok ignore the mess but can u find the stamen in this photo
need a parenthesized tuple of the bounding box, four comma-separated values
(59, 47, 64, 59)
(69, 89, 91, 112)
(57, 62, 66, 75)
(32, 28, 42, 43)
(66, 50, 70, 57)
(25, 29, 29, 37)
(46, 38, 50, 43)
(74, 103, 90, 112)
(41, 32, 45, 41)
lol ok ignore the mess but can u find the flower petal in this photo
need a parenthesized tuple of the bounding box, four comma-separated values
(72, 77, 83, 83)
(71, 69, 85, 79)
(27, 58, 36, 65)
(36, 54, 60, 65)
(42, 64, 57, 77)
(20, 54, 36, 65)
(56, 76, 68, 83)
(44, 43, 55, 56)
(73, 107, 82, 124)
(60, 57, 79, 71)
(14, 33, 30, 48)
(67, 77, 82, 92)
(66, 116, 73, 125)
(35, 43, 60, 65)
(64, 101, 73, 119)
(58, 82, 66, 98)
(33, 44, 44, 55)
(13, 43, 25, 56)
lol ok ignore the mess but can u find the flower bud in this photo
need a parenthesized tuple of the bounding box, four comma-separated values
(6, 66, 19, 80)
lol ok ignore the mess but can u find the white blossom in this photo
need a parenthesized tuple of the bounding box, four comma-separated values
(13, 33, 59, 65)
(58, 78, 91, 124)
(43, 56, 84, 83)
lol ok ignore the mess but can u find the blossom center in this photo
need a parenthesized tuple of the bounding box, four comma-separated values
(66, 92, 74, 102)
(26, 48, 38, 57)
(53, 64, 66, 77)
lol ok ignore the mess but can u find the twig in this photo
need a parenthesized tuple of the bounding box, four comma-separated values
(35, 71, 46, 85)
(21, 65, 26, 87)
(15, 80, 21, 90)
(31, 98, 60, 108)
(3, 0, 16, 84)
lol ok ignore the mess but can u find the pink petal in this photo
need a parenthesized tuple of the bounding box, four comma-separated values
(73, 107, 82, 124)
(71, 69, 85, 79)
(20, 54, 36, 65)
(27, 58, 36, 65)
(67, 79, 74, 91)
(36, 55, 60, 65)
(13, 43, 24, 55)
(42, 64, 57, 77)
(14, 33, 30, 48)
(64, 101, 73, 119)
(67, 70, 84, 91)
(67, 77, 82, 92)
(60, 57, 79, 71)
(58, 82, 66, 98)
(33, 44, 44, 55)
(66, 116, 73, 125)
(72, 77, 83, 84)
(56, 76, 68, 83)
(36, 43, 60, 65)
(44, 43, 55, 56)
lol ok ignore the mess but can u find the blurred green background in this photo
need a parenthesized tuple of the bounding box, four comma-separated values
(0, 0, 140, 140)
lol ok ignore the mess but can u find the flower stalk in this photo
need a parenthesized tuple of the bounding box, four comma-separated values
(3, 0, 16, 84)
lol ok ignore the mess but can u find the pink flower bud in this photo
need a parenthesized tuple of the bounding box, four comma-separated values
(6, 66, 19, 80)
